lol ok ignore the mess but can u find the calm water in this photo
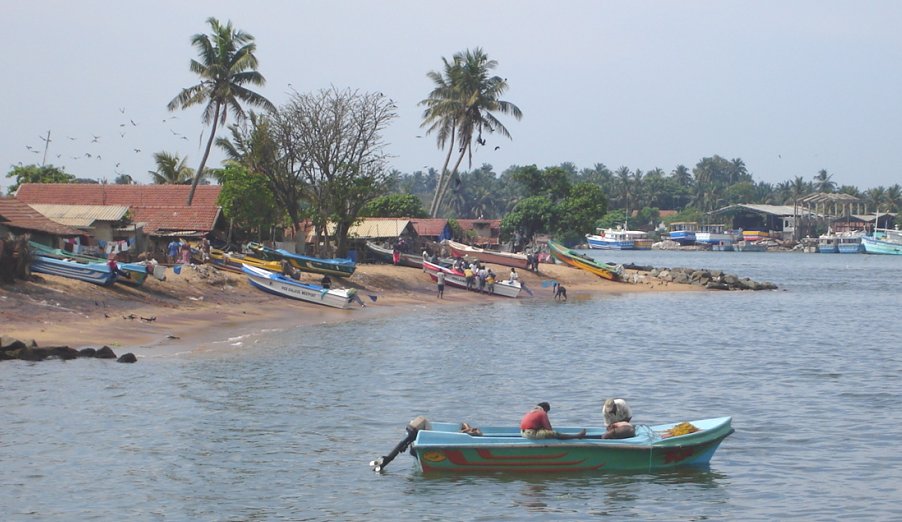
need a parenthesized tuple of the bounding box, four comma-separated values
(2, 251, 902, 520)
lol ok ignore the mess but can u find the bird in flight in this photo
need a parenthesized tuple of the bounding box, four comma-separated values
(130, 119, 137, 126)
(134, 148, 141, 153)
(91, 135, 100, 143)
(180, 136, 188, 140)
(85, 152, 92, 158)
(119, 107, 126, 114)
(67, 136, 77, 140)
(25, 145, 33, 150)
(494, 146, 501, 150)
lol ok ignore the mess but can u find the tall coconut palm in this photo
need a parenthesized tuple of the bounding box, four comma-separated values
(148, 152, 195, 184)
(419, 47, 522, 217)
(168, 17, 275, 205)
(812, 169, 836, 193)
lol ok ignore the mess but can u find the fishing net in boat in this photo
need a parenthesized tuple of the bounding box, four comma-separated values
(666, 422, 699, 437)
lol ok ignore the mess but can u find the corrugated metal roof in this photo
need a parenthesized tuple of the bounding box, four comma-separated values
(711, 204, 813, 216)
(28, 204, 130, 227)
(349, 219, 412, 238)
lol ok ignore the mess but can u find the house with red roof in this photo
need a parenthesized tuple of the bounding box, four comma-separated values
(455, 218, 502, 246)
(14, 184, 223, 258)
(0, 197, 85, 242)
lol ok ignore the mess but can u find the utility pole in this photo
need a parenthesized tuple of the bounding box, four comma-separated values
(39, 130, 52, 166)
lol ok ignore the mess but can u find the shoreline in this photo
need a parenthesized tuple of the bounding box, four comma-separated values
(1, 262, 700, 359)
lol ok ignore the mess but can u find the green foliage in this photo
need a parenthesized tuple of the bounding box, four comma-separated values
(217, 162, 283, 236)
(555, 182, 607, 239)
(634, 207, 661, 230)
(361, 193, 428, 218)
(511, 165, 571, 201)
(501, 196, 555, 245)
(5, 164, 75, 194)
(663, 208, 704, 225)
(596, 209, 628, 229)
(148, 152, 194, 184)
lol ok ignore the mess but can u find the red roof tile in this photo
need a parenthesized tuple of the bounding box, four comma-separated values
(0, 197, 85, 236)
(14, 184, 222, 235)
(15, 184, 221, 207)
(129, 206, 221, 235)
(408, 219, 449, 237)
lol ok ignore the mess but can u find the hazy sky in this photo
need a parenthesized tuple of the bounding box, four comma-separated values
(3, 1, 901, 194)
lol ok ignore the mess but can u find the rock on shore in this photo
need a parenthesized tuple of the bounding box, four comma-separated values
(0, 335, 136, 363)
(631, 267, 778, 290)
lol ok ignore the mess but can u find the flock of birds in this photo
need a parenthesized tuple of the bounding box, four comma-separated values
(19, 107, 200, 182)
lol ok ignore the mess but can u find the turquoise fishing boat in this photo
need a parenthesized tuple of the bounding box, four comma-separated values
(29, 241, 148, 286)
(31, 255, 116, 286)
(372, 416, 733, 474)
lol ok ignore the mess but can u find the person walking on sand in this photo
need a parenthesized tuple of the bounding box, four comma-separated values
(436, 271, 445, 299)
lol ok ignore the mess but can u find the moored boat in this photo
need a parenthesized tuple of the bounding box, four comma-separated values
(248, 243, 356, 278)
(393, 416, 733, 473)
(861, 228, 902, 255)
(421, 259, 522, 298)
(241, 265, 361, 309)
(694, 224, 736, 248)
(585, 227, 652, 250)
(209, 248, 283, 274)
(668, 222, 698, 245)
(444, 240, 529, 270)
(547, 240, 623, 281)
(837, 232, 864, 254)
(817, 234, 838, 253)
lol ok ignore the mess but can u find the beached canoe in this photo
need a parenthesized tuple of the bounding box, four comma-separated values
(30, 255, 116, 286)
(365, 241, 424, 269)
(422, 259, 522, 298)
(241, 265, 360, 309)
(29, 241, 148, 286)
(547, 240, 623, 281)
(248, 243, 356, 278)
(444, 240, 530, 270)
(209, 248, 284, 274)
(401, 416, 733, 473)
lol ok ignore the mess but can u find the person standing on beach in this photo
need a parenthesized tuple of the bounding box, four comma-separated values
(167, 239, 180, 264)
(436, 271, 445, 299)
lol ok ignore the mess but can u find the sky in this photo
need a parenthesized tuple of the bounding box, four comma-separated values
(3, 1, 902, 195)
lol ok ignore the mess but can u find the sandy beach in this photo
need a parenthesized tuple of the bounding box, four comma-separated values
(0, 261, 699, 358)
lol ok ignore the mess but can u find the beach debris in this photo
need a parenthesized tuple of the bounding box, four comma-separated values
(139, 315, 156, 322)
(166, 334, 180, 339)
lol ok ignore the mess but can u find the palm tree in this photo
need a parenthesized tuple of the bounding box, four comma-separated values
(148, 152, 195, 184)
(114, 174, 134, 185)
(813, 169, 836, 193)
(168, 17, 275, 205)
(419, 47, 522, 217)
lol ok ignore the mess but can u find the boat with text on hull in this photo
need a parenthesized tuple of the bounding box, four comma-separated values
(241, 265, 360, 309)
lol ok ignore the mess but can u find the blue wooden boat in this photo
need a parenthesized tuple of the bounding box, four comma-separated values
(668, 222, 698, 245)
(248, 243, 356, 278)
(404, 416, 733, 473)
(861, 229, 902, 255)
(31, 255, 116, 286)
(29, 241, 148, 286)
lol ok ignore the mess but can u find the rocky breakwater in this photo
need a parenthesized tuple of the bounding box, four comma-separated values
(626, 265, 778, 291)
(0, 336, 137, 363)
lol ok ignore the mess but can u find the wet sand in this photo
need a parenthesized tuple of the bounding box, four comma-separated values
(0, 261, 699, 358)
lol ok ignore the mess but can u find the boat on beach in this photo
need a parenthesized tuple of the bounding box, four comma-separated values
(248, 243, 356, 278)
(547, 240, 623, 281)
(30, 255, 116, 286)
(365, 241, 424, 269)
(373, 416, 734, 474)
(28, 241, 148, 286)
(241, 265, 360, 309)
(421, 259, 523, 298)
(444, 240, 529, 270)
(209, 248, 284, 274)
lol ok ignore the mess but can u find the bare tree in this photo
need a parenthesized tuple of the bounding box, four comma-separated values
(281, 87, 397, 256)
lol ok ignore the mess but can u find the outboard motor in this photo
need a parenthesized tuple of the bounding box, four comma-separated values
(370, 416, 430, 473)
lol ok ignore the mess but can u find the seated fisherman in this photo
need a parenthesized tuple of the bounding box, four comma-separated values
(602, 398, 636, 439)
(520, 402, 586, 440)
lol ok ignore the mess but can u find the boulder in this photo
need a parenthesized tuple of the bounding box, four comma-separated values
(78, 348, 97, 358)
(46, 346, 79, 360)
(706, 281, 730, 290)
(94, 346, 117, 359)
(18, 347, 50, 361)
(117, 353, 137, 363)
(0, 336, 30, 352)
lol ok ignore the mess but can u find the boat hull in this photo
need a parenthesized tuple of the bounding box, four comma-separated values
(249, 244, 356, 277)
(445, 240, 529, 270)
(861, 235, 902, 255)
(242, 265, 357, 309)
(547, 240, 622, 281)
(585, 234, 633, 250)
(668, 231, 696, 245)
(365, 241, 423, 269)
(422, 260, 522, 298)
(31, 256, 116, 286)
(412, 417, 733, 473)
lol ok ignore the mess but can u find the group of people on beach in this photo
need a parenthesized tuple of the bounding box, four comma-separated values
(519, 399, 635, 440)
